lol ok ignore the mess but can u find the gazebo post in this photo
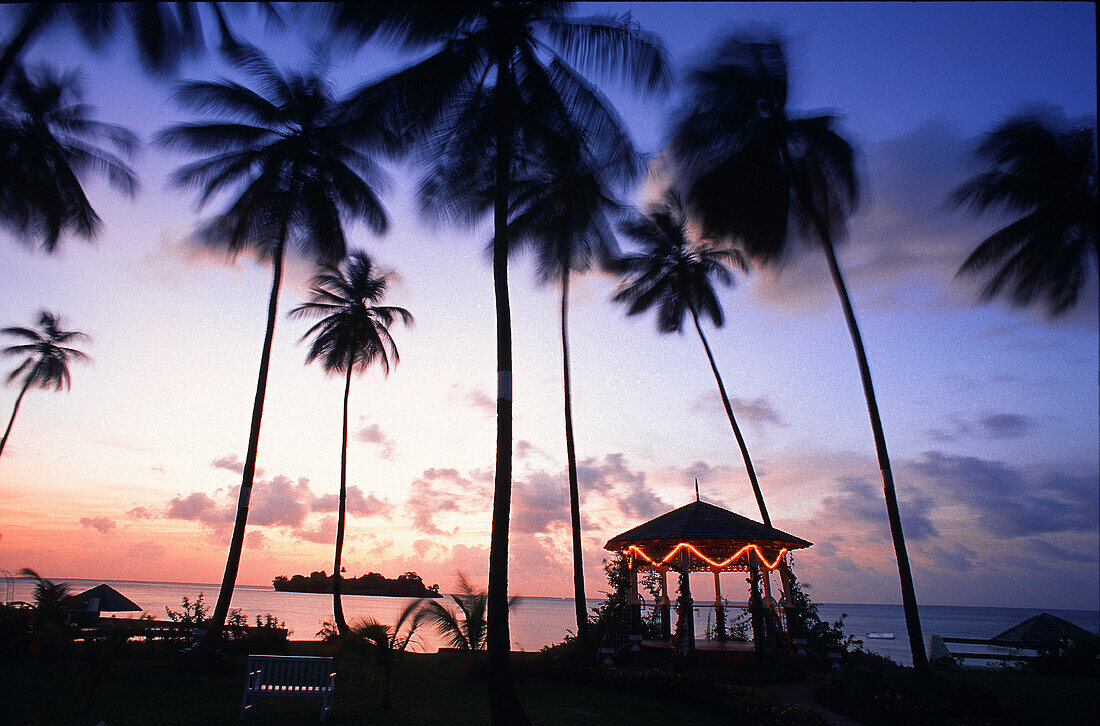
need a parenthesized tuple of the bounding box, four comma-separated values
(748, 555, 768, 656)
(679, 550, 695, 654)
(659, 567, 671, 640)
(713, 568, 726, 641)
(628, 556, 642, 649)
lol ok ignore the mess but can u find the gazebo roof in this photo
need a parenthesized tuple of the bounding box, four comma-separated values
(604, 500, 811, 551)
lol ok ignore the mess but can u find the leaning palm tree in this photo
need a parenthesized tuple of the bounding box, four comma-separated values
(610, 193, 776, 526)
(0, 63, 138, 253)
(290, 252, 412, 637)
(506, 157, 631, 639)
(327, 5, 669, 720)
(157, 48, 396, 654)
(1, 310, 90, 458)
(670, 32, 928, 671)
(950, 110, 1097, 316)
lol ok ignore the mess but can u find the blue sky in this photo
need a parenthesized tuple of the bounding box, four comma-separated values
(0, 2, 1096, 610)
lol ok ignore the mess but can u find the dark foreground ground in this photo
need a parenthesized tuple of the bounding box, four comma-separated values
(1, 641, 1095, 725)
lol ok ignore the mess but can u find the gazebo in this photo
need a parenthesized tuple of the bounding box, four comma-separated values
(604, 498, 811, 656)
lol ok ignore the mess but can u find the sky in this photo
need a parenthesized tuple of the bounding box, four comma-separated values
(0, 2, 1097, 612)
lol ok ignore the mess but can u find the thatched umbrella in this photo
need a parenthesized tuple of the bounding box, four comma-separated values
(991, 612, 1097, 648)
(68, 584, 141, 614)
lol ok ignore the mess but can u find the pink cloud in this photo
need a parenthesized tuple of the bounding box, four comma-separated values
(80, 517, 116, 535)
(356, 424, 396, 460)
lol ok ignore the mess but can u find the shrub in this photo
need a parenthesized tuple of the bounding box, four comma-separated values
(816, 649, 1004, 725)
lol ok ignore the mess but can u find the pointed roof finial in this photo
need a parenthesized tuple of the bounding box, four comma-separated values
(695, 478, 700, 502)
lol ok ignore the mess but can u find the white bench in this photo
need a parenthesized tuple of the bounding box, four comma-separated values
(240, 654, 335, 721)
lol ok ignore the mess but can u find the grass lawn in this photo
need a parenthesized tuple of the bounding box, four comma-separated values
(1, 643, 739, 726)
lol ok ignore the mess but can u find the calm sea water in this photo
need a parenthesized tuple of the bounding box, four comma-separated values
(9, 578, 1098, 666)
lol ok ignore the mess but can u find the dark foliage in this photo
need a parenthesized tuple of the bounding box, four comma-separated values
(816, 650, 1005, 725)
(0, 63, 137, 252)
(951, 109, 1097, 316)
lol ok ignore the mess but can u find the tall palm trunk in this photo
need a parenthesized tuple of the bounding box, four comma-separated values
(791, 171, 929, 671)
(688, 306, 770, 524)
(561, 269, 588, 638)
(486, 24, 528, 726)
(333, 360, 353, 636)
(818, 235, 928, 671)
(0, 375, 33, 459)
(688, 302, 794, 626)
(197, 235, 287, 655)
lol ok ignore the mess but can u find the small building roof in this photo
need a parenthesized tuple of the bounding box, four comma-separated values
(991, 612, 1097, 646)
(604, 500, 811, 551)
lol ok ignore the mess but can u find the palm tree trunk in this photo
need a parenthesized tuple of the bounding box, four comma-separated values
(0, 376, 33, 459)
(688, 306, 771, 525)
(333, 361, 353, 636)
(486, 18, 528, 725)
(689, 304, 796, 607)
(816, 236, 928, 671)
(561, 269, 588, 639)
(197, 237, 287, 655)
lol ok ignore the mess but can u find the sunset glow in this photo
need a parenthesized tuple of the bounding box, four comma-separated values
(0, 2, 1096, 612)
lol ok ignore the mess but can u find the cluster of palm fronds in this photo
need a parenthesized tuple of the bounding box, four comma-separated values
(1, 4, 1094, 698)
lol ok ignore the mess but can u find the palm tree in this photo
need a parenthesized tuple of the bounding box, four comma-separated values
(670, 32, 929, 671)
(290, 252, 413, 637)
(1, 311, 90, 459)
(349, 599, 425, 709)
(327, 5, 669, 720)
(417, 572, 519, 652)
(950, 110, 1097, 316)
(0, 63, 138, 253)
(506, 152, 634, 640)
(0, 2, 279, 84)
(157, 48, 396, 654)
(17, 567, 72, 629)
(610, 193, 778, 524)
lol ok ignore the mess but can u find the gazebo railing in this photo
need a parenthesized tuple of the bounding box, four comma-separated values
(635, 600, 788, 644)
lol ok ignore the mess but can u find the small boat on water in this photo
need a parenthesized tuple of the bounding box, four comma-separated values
(865, 632, 895, 639)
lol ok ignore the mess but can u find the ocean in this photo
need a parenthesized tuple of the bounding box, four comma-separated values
(10, 577, 1098, 666)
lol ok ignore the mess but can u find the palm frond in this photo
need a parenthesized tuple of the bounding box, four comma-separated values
(544, 14, 672, 96)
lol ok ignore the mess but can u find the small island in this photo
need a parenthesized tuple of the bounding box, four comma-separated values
(272, 570, 441, 598)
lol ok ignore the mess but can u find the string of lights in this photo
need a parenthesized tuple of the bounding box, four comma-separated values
(625, 542, 788, 570)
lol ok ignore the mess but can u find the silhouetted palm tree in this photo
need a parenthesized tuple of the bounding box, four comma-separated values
(417, 572, 519, 652)
(1, 311, 90, 459)
(290, 252, 412, 637)
(0, 63, 137, 253)
(610, 193, 775, 522)
(350, 599, 424, 709)
(507, 158, 630, 638)
(950, 110, 1097, 316)
(0, 2, 279, 84)
(328, 5, 669, 720)
(670, 33, 928, 671)
(18, 567, 72, 627)
(157, 48, 395, 654)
